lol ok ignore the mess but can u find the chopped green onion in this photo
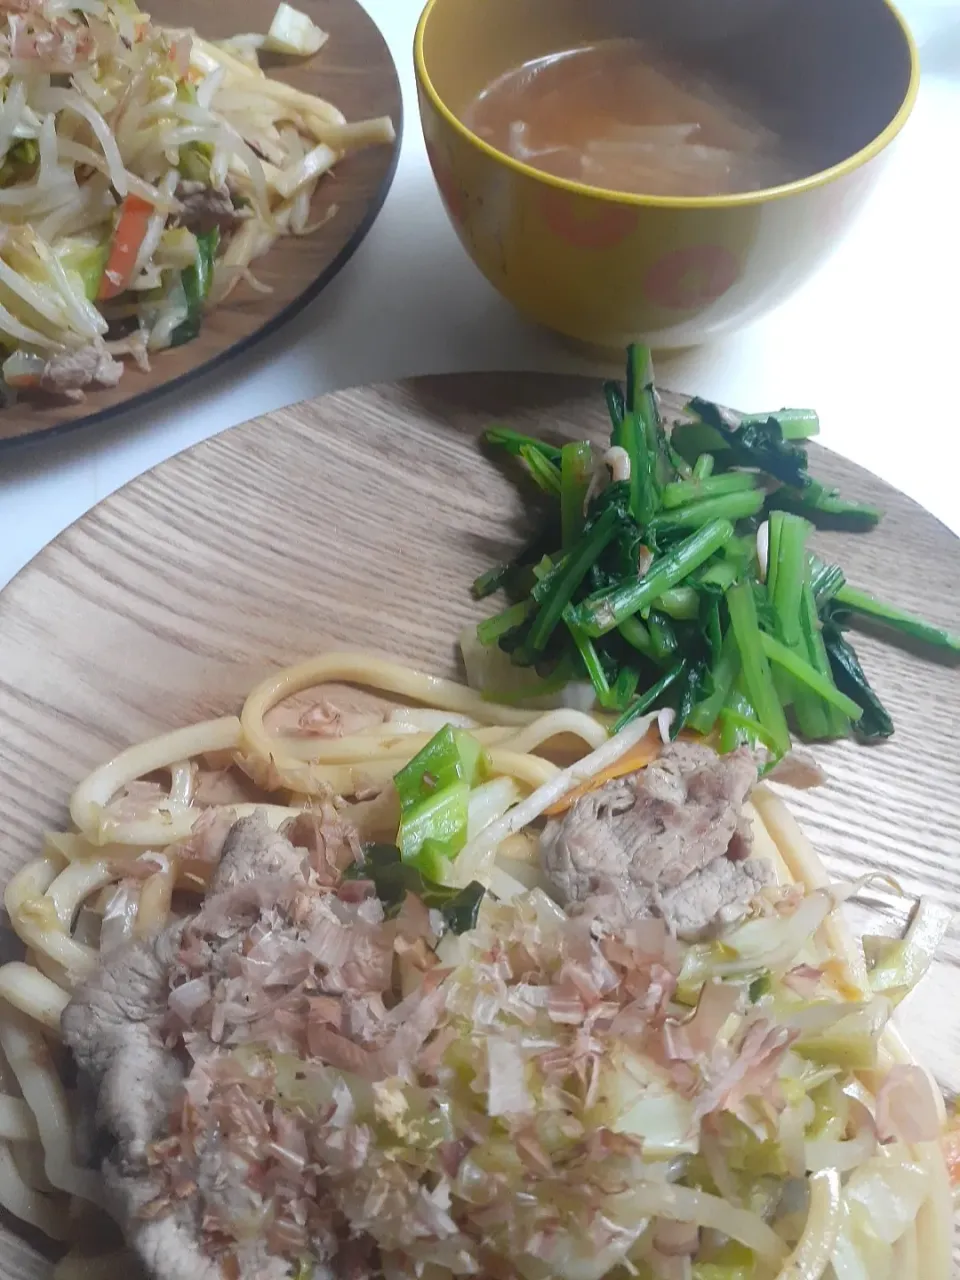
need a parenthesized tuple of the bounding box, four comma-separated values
(692, 453, 715, 481)
(566, 617, 611, 702)
(648, 610, 678, 660)
(687, 630, 740, 735)
(618, 615, 657, 660)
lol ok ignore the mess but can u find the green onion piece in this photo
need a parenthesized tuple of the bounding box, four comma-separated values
(759, 631, 863, 720)
(560, 441, 594, 549)
(809, 556, 846, 608)
(692, 453, 715, 481)
(834, 583, 960, 657)
(572, 518, 735, 638)
(661, 471, 761, 510)
(613, 660, 687, 733)
(526, 505, 622, 652)
(519, 444, 561, 495)
(484, 425, 562, 463)
(649, 488, 765, 536)
(397, 780, 470, 868)
(393, 725, 484, 811)
(726, 582, 791, 756)
(475, 599, 535, 647)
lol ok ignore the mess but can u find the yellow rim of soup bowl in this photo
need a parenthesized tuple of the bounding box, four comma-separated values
(413, 0, 920, 210)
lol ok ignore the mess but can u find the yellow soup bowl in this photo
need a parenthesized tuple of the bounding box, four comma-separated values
(415, 0, 918, 350)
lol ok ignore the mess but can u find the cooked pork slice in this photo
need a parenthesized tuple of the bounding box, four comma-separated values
(659, 855, 773, 940)
(39, 345, 123, 399)
(541, 742, 769, 939)
(175, 181, 244, 236)
(210, 810, 305, 892)
(62, 813, 309, 1280)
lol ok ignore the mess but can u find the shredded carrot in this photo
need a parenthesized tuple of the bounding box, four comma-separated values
(542, 729, 663, 817)
(98, 193, 154, 300)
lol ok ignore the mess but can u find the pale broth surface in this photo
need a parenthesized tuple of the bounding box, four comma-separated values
(463, 37, 804, 198)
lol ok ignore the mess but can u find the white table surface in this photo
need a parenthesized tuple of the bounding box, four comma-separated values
(1, 1, 958, 592)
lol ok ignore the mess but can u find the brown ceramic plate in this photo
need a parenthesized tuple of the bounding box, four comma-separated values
(0, 0, 401, 451)
(0, 374, 958, 1273)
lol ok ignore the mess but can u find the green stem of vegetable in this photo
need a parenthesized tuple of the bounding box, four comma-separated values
(484, 425, 561, 463)
(834, 583, 960, 657)
(743, 408, 821, 441)
(687, 630, 741, 735)
(602, 665, 640, 712)
(627, 342, 673, 490)
(809, 556, 845, 608)
(767, 479, 882, 532)
(526, 505, 621, 652)
(759, 631, 863, 721)
(397, 782, 470, 868)
(573, 518, 735, 637)
(726, 582, 791, 756)
(519, 444, 561, 495)
(475, 599, 535, 647)
(649, 488, 765, 536)
(618, 615, 657, 660)
(613, 660, 687, 733)
(692, 453, 715, 481)
(796, 582, 847, 740)
(617, 410, 658, 527)
(654, 586, 701, 621)
(604, 380, 625, 433)
(768, 512, 813, 650)
(648, 610, 678, 660)
(661, 471, 762, 510)
(694, 558, 742, 593)
(566, 617, 611, 701)
(171, 228, 219, 347)
(560, 441, 594, 550)
(719, 692, 777, 753)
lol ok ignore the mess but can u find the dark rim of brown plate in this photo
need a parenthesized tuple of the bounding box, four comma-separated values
(0, 7, 403, 456)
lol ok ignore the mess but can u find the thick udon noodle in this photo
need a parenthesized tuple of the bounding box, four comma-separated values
(0, 653, 950, 1279)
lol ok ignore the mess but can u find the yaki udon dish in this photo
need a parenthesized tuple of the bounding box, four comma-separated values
(0, 651, 953, 1280)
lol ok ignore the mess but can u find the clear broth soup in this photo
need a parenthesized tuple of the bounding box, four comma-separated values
(463, 37, 805, 198)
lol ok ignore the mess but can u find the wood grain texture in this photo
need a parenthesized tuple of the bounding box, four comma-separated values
(0, 373, 957, 1275)
(0, 0, 401, 450)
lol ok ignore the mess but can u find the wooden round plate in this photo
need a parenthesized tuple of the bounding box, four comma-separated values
(0, 0, 401, 451)
(0, 374, 958, 1274)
